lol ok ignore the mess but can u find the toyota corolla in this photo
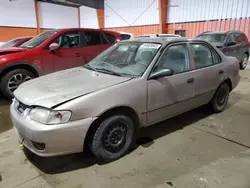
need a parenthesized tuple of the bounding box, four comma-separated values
(10, 37, 240, 162)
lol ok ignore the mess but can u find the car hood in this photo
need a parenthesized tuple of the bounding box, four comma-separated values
(0, 47, 27, 55)
(14, 67, 131, 108)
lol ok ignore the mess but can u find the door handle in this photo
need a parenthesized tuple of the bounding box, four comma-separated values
(75, 53, 81, 57)
(187, 78, 194, 84)
(219, 70, 224, 74)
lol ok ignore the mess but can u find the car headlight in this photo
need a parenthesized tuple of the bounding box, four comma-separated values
(29, 107, 72, 125)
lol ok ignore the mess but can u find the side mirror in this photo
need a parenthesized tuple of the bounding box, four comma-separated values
(226, 41, 236, 46)
(149, 69, 174, 80)
(49, 43, 59, 52)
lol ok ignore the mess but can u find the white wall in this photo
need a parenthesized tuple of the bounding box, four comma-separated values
(80, 6, 98, 28)
(168, 0, 250, 23)
(105, 0, 159, 28)
(0, 0, 36, 27)
(38, 2, 78, 29)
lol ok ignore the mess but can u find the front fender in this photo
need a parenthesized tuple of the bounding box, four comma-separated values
(0, 61, 42, 77)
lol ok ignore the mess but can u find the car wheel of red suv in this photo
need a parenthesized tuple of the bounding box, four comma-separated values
(0, 69, 34, 100)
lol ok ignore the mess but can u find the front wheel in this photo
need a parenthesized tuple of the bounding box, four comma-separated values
(240, 53, 249, 70)
(0, 69, 34, 100)
(90, 115, 135, 162)
(211, 83, 230, 113)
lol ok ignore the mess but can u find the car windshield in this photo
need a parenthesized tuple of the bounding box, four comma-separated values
(20, 30, 57, 48)
(197, 33, 226, 46)
(0, 38, 21, 48)
(83, 42, 161, 77)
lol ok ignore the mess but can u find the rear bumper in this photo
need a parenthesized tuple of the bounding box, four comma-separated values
(10, 103, 96, 157)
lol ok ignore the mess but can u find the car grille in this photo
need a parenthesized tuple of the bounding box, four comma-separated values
(15, 99, 29, 114)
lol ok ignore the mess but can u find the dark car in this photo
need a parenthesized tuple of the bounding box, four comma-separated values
(0, 37, 33, 49)
(196, 31, 250, 70)
(0, 28, 123, 99)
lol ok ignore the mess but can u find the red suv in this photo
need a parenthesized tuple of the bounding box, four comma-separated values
(0, 28, 122, 99)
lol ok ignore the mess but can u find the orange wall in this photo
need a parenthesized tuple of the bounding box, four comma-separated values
(167, 18, 250, 39)
(0, 27, 38, 41)
(106, 25, 160, 36)
(0, 27, 50, 42)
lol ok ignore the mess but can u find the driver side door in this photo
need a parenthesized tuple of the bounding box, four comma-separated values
(41, 30, 84, 73)
(146, 43, 195, 125)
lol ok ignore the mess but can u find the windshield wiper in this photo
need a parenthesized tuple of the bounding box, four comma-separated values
(83, 64, 96, 71)
(95, 68, 122, 77)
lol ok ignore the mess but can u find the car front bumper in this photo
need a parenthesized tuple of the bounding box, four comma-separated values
(10, 103, 96, 157)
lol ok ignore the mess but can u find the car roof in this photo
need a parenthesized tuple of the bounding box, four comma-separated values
(136, 33, 181, 38)
(44, 28, 120, 36)
(123, 37, 209, 46)
(199, 30, 244, 35)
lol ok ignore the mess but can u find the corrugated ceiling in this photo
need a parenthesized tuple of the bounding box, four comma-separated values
(38, 0, 104, 9)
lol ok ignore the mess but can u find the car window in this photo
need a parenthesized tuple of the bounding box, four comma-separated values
(100, 33, 110, 44)
(0, 38, 21, 48)
(104, 33, 116, 43)
(227, 33, 236, 44)
(16, 39, 30, 47)
(120, 34, 131, 40)
(52, 31, 80, 49)
(152, 44, 190, 74)
(211, 49, 221, 64)
(235, 33, 243, 44)
(83, 31, 102, 46)
(197, 33, 226, 46)
(21, 30, 57, 48)
(84, 42, 161, 77)
(241, 33, 248, 42)
(190, 43, 219, 69)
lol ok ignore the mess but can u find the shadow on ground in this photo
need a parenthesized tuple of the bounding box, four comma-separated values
(28, 105, 214, 175)
(0, 97, 12, 133)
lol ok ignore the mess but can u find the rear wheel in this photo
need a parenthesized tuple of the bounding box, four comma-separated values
(211, 83, 230, 113)
(240, 53, 249, 70)
(90, 115, 135, 162)
(0, 69, 34, 100)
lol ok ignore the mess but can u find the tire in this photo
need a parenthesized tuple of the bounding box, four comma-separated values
(90, 115, 135, 162)
(240, 53, 249, 70)
(0, 69, 35, 100)
(211, 83, 230, 113)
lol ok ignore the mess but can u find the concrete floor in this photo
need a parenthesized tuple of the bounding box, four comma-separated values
(1, 70, 250, 188)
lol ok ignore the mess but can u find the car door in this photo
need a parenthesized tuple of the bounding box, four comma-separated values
(146, 43, 195, 125)
(41, 30, 84, 73)
(78, 31, 112, 64)
(223, 33, 238, 58)
(188, 42, 224, 107)
(237, 33, 249, 61)
(234, 33, 244, 60)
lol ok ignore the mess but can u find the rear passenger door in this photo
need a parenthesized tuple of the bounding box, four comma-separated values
(79, 31, 111, 63)
(188, 43, 224, 106)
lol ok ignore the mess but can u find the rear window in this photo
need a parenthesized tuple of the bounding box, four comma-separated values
(120, 34, 131, 40)
(104, 33, 116, 43)
(0, 38, 21, 48)
(241, 33, 249, 42)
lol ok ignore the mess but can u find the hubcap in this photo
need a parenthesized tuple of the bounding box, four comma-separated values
(242, 54, 249, 68)
(103, 123, 127, 153)
(217, 88, 227, 106)
(8, 74, 32, 92)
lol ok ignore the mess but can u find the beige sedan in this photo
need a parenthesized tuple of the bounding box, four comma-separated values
(10, 37, 240, 162)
